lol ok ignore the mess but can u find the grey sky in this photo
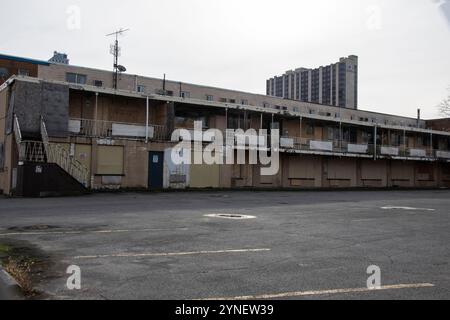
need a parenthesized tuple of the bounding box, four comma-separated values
(0, 0, 449, 119)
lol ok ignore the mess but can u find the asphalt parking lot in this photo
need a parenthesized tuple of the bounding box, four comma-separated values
(0, 190, 449, 300)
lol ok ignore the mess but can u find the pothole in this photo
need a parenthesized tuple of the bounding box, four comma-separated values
(204, 214, 256, 220)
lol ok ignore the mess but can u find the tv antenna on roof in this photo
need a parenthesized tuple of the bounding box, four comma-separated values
(106, 28, 129, 89)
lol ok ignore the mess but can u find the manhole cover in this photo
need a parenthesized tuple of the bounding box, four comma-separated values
(204, 214, 256, 220)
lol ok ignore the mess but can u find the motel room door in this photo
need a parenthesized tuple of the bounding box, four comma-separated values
(148, 151, 164, 189)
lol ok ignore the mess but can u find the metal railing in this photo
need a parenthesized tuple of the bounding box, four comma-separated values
(46, 143, 89, 187)
(41, 118, 89, 187)
(18, 140, 46, 162)
(279, 136, 450, 160)
(13, 115, 22, 147)
(281, 136, 352, 154)
(13, 115, 45, 163)
(69, 118, 167, 141)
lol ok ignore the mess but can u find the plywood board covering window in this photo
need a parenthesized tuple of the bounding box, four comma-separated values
(97, 146, 124, 175)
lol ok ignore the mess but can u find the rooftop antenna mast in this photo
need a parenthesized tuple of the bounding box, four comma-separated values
(106, 28, 129, 90)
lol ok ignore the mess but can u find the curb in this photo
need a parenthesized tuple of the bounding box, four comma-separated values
(0, 266, 23, 300)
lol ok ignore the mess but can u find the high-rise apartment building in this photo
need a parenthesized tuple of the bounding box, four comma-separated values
(48, 51, 69, 65)
(267, 55, 358, 109)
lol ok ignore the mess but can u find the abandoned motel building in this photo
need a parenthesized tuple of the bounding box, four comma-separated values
(0, 53, 450, 197)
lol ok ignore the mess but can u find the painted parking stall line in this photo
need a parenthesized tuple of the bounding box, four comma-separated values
(0, 227, 189, 237)
(381, 206, 435, 211)
(73, 248, 272, 260)
(200, 283, 435, 300)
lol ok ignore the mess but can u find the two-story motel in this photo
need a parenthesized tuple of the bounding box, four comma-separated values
(0, 53, 449, 196)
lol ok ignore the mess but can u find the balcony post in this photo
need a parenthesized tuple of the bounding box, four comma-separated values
(299, 116, 302, 149)
(430, 130, 433, 157)
(374, 124, 377, 160)
(94, 92, 98, 136)
(403, 129, 406, 156)
(260, 113, 263, 130)
(225, 108, 228, 130)
(146, 96, 149, 143)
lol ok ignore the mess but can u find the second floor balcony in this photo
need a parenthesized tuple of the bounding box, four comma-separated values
(68, 118, 167, 141)
(280, 135, 450, 161)
(66, 118, 450, 162)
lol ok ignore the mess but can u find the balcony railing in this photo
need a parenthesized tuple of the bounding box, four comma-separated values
(280, 136, 450, 160)
(69, 118, 167, 141)
(280, 137, 371, 155)
(65, 121, 450, 161)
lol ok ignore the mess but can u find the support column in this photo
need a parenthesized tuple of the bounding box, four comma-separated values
(374, 125, 377, 160)
(356, 159, 362, 187)
(299, 116, 303, 148)
(145, 96, 149, 143)
(403, 129, 406, 156)
(166, 102, 175, 140)
(430, 131, 433, 157)
(225, 108, 228, 130)
(386, 160, 392, 188)
(94, 92, 99, 136)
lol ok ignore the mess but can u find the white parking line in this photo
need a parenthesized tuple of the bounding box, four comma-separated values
(381, 206, 435, 211)
(200, 283, 435, 300)
(0, 227, 189, 237)
(74, 248, 271, 260)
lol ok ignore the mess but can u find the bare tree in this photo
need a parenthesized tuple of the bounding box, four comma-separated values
(438, 87, 450, 117)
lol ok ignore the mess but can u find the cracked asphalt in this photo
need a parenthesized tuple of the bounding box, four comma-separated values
(0, 190, 449, 300)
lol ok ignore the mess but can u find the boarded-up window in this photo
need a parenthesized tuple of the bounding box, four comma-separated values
(417, 164, 433, 181)
(97, 146, 124, 175)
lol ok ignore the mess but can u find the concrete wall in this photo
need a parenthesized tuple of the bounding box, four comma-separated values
(282, 155, 322, 188)
(391, 161, 415, 187)
(190, 164, 220, 188)
(12, 81, 69, 137)
(0, 88, 8, 193)
(0, 135, 16, 195)
(325, 158, 357, 188)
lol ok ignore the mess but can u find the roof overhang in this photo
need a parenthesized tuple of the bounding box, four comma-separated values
(0, 54, 50, 66)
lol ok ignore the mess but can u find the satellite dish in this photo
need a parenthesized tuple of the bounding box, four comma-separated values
(117, 65, 126, 73)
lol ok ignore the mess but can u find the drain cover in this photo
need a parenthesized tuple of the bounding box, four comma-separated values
(204, 214, 256, 220)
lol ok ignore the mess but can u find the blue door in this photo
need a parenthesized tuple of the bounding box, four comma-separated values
(148, 151, 164, 189)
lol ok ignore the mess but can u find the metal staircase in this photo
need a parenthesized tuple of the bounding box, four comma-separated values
(14, 114, 90, 188)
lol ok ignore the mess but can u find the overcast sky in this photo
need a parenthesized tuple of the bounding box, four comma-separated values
(1, 0, 449, 119)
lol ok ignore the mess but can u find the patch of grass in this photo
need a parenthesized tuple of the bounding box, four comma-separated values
(0, 243, 11, 254)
